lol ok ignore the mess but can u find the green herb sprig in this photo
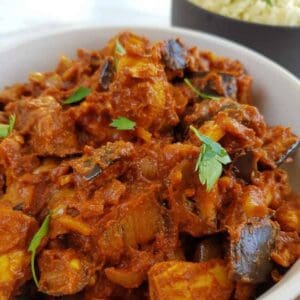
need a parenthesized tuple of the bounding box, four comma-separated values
(0, 114, 16, 138)
(63, 86, 91, 105)
(110, 116, 136, 131)
(28, 214, 51, 287)
(190, 125, 231, 191)
(115, 39, 126, 56)
(114, 39, 126, 69)
(184, 78, 220, 101)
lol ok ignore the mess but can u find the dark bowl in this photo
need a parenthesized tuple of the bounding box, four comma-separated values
(172, 0, 300, 77)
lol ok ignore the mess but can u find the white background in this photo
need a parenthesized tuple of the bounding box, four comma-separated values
(0, 0, 171, 47)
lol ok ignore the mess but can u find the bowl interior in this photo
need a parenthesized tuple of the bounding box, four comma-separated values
(0, 26, 299, 299)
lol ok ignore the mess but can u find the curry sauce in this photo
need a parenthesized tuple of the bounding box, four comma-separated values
(0, 32, 299, 300)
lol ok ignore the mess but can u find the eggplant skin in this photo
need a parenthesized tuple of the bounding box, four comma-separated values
(162, 39, 187, 70)
(203, 73, 237, 99)
(229, 219, 277, 283)
(276, 140, 300, 166)
(84, 164, 102, 181)
(99, 58, 115, 91)
(193, 234, 225, 262)
(231, 151, 257, 184)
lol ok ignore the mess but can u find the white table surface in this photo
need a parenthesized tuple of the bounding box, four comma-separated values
(0, 0, 171, 48)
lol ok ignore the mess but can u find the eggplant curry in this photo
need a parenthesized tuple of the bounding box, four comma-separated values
(0, 32, 299, 300)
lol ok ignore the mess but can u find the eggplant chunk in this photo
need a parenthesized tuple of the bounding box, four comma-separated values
(231, 151, 257, 183)
(220, 73, 237, 98)
(194, 234, 224, 262)
(84, 164, 102, 181)
(99, 58, 115, 91)
(229, 219, 277, 283)
(162, 39, 187, 70)
(196, 72, 237, 98)
(276, 140, 300, 165)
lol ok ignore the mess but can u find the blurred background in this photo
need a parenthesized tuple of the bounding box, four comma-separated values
(0, 0, 171, 47)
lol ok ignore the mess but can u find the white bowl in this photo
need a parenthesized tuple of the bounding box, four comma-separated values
(0, 26, 299, 300)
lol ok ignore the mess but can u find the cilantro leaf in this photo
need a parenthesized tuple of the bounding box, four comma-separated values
(110, 117, 136, 131)
(63, 86, 91, 105)
(0, 114, 16, 138)
(184, 78, 220, 101)
(8, 114, 16, 133)
(28, 214, 51, 287)
(114, 39, 126, 69)
(115, 39, 126, 56)
(216, 154, 231, 164)
(190, 125, 226, 156)
(190, 125, 231, 191)
(0, 125, 9, 138)
(199, 158, 222, 191)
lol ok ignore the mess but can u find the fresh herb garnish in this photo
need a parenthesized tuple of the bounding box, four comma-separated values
(263, 0, 273, 6)
(0, 114, 16, 138)
(190, 125, 231, 191)
(115, 39, 126, 56)
(28, 214, 51, 287)
(114, 39, 126, 69)
(184, 78, 220, 101)
(110, 117, 136, 131)
(63, 87, 91, 105)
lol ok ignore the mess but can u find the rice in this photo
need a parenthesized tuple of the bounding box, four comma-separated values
(189, 0, 300, 26)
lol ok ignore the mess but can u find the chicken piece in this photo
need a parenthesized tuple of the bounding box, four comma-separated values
(0, 204, 37, 299)
(210, 57, 252, 103)
(70, 141, 134, 180)
(148, 259, 233, 300)
(117, 32, 151, 58)
(254, 169, 291, 209)
(38, 249, 93, 296)
(1, 171, 54, 216)
(107, 33, 179, 131)
(214, 107, 265, 151)
(167, 159, 220, 236)
(0, 204, 38, 255)
(275, 201, 300, 232)
(239, 186, 269, 218)
(105, 250, 156, 288)
(0, 250, 31, 300)
(262, 126, 299, 164)
(182, 98, 238, 134)
(6, 95, 79, 156)
(53, 215, 93, 236)
(98, 188, 165, 262)
(0, 133, 39, 177)
(49, 179, 126, 229)
(271, 231, 300, 267)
